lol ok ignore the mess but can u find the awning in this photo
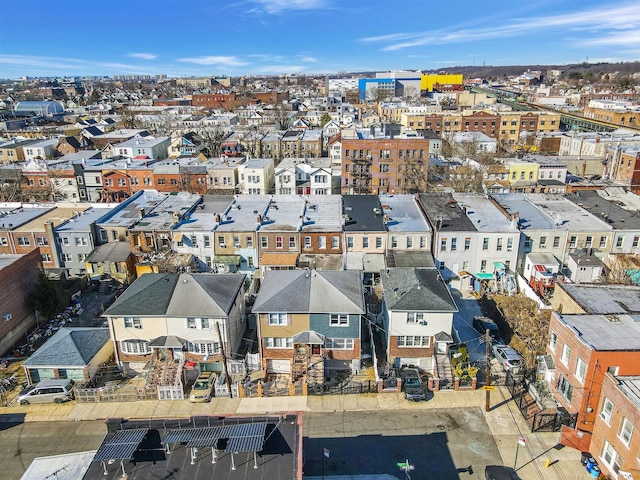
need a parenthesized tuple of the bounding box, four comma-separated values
(493, 262, 506, 270)
(148, 335, 186, 349)
(173, 232, 184, 242)
(434, 331, 454, 343)
(475, 272, 495, 280)
(213, 255, 241, 265)
(260, 253, 298, 266)
(293, 331, 325, 345)
(458, 270, 472, 277)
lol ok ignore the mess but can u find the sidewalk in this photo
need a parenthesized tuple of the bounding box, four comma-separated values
(0, 387, 589, 480)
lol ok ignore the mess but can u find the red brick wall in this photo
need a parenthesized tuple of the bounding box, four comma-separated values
(590, 373, 640, 476)
(389, 336, 434, 360)
(0, 249, 41, 355)
(326, 339, 360, 361)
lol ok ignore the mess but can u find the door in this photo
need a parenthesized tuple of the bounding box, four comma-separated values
(267, 359, 291, 374)
(436, 342, 447, 355)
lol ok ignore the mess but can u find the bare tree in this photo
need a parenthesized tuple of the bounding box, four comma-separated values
(198, 126, 227, 158)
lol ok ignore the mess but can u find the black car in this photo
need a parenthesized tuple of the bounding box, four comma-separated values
(473, 316, 502, 343)
(485, 465, 520, 480)
(401, 367, 426, 401)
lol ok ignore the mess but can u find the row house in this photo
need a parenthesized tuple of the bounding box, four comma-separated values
(0, 139, 38, 163)
(153, 160, 208, 194)
(112, 136, 170, 160)
(545, 312, 640, 444)
(380, 268, 458, 373)
(590, 373, 640, 478)
(202, 157, 243, 193)
(100, 160, 157, 202)
(341, 135, 433, 194)
(88, 129, 150, 150)
(102, 272, 247, 373)
(23, 138, 58, 161)
(274, 158, 332, 195)
(252, 269, 365, 380)
(128, 191, 201, 254)
(236, 158, 275, 195)
(606, 145, 640, 194)
(168, 132, 207, 158)
(418, 193, 520, 288)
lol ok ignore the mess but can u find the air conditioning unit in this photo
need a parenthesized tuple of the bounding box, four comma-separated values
(219, 243, 226, 248)
(234, 243, 241, 248)
(419, 320, 428, 326)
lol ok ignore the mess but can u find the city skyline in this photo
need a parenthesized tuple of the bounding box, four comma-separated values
(0, 0, 639, 79)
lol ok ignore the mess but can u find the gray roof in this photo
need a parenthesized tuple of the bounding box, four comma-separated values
(0, 206, 55, 231)
(491, 193, 565, 231)
(557, 283, 640, 314)
(252, 269, 365, 314)
(557, 313, 640, 351)
(566, 190, 640, 230)
(85, 242, 133, 263)
(616, 376, 640, 410)
(389, 251, 436, 268)
(418, 193, 476, 232)
(379, 194, 431, 233)
(342, 195, 387, 232)
(452, 193, 517, 233)
(23, 328, 110, 368)
(380, 268, 458, 312)
(104, 273, 245, 317)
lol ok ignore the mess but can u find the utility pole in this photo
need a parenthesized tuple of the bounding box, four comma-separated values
(217, 322, 233, 398)
(485, 328, 491, 412)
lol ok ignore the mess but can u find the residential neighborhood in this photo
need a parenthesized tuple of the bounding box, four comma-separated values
(2, 50, 640, 480)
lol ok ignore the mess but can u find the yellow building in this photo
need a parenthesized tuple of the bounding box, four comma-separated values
(508, 161, 539, 184)
(536, 111, 561, 133)
(420, 74, 464, 92)
(498, 113, 522, 145)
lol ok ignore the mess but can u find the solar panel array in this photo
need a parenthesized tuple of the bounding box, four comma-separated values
(93, 428, 149, 462)
(163, 422, 267, 453)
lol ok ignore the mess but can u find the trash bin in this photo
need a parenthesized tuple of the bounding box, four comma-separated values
(586, 457, 598, 473)
(580, 452, 591, 466)
(590, 465, 601, 478)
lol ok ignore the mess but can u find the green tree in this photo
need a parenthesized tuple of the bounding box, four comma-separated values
(27, 269, 67, 321)
(320, 113, 332, 128)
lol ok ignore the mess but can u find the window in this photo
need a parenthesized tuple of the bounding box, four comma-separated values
(569, 236, 577, 248)
(41, 253, 51, 262)
(599, 236, 607, 248)
(363, 237, 369, 248)
(561, 343, 571, 365)
(407, 237, 413, 248)
(557, 374, 573, 402)
(480, 260, 487, 272)
(483, 237, 489, 250)
(36, 237, 49, 246)
(268, 313, 287, 325)
(549, 332, 557, 351)
(276, 236, 283, 249)
(347, 237, 354, 248)
(0, 236, 6, 246)
(633, 236, 639, 248)
(265, 337, 293, 348)
(608, 366, 619, 376)
(330, 314, 348, 326)
(464, 238, 471, 251)
(332, 236, 339, 248)
(18, 237, 31, 246)
(318, 236, 326, 249)
(391, 236, 398, 248)
(462, 261, 469, 270)
(553, 236, 560, 248)
(539, 236, 547, 249)
(204, 235, 210, 248)
(440, 238, 447, 252)
(380, 164, 390, 173)
(574, 357, 586, 383)
(288, 236, 296, 249)
(616, 236, 624, 248)
(407, 312, 425, 324)
(77, 253, 87, 262)
(450, 238, 457, 251)
(261, 236, 268, 248)
(585, 236, 593, 248)
(121, 339, 151, 355)
(601, 440, 620, 475)
(397, 336, 431, 347)
(62, 253, 73, 262)
(157, 178, 166, 185)
(124, 317, 142, 329)
(325, 338, 354, 350)
(304, 236, 312, 249)
(600, 398, 614, 424)
(496, 238, 503, 251)
(187, 341, 220, 355)
(376, 237, 383, 249)
(619, 417, 633, 446)
(420, 236, 427, 249)
(507, 237, 513, 251)
(247, 236, 253, 248)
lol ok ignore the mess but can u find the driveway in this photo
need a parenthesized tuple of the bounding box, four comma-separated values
(451, 288, 487, 363)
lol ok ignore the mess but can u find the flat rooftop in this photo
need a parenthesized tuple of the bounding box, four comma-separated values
(491, 193, 566, 231)
(56, 206, 115, 233)
(215, 195, 272, 233)
(258, 195, 305, 232)
(98, 190, 167, 228)
(615, 376, 640, 410)
(131, 192, 201, 231)
(453, 193, 517, 233)
(0, 206, 55, 231)
(300, 194, 342, 232)
(567, 190, 640, 230)
(418, 193, 475, 232)
(557, 313, 640, 351)
(379, 194, 430, 233)
(82, 415, 301, 480)
(16, 205, 91, 232)
(524, 194, 613, 232)
(557, 283, 640, 314)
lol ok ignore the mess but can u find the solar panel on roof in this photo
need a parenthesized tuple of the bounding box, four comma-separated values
(162, 422, 267, 452)
(93, 428, 148, 462)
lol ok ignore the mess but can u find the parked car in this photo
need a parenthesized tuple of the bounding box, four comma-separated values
(401, 367, 427, 401)
(189, 371, 216, 403)
(485, 465, 520, 479)
(491, 345, 524, 373)
(18, 379, 75, 405)
(473, 316, 502, 343)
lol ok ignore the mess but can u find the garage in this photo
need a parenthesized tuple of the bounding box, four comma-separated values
(267, 359, 291, 374)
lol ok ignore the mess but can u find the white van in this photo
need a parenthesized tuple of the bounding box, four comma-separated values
(18, 379, 75, 405)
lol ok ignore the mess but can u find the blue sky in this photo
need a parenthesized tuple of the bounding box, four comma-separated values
(1, 0, 639, 78)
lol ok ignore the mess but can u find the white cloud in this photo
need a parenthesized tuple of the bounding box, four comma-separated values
(253, 64, 305, 74)
(299, 56, 317, 63)
(579, 31, 640, 47)
(248, 0, 326, 14)
(0, 54, 154, 75)
(360, 3, 640, 52)
(128, 53, 157, 60)
(177, 56, 248, 67)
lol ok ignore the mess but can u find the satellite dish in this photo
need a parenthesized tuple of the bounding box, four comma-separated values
(3, 313, 12, 322)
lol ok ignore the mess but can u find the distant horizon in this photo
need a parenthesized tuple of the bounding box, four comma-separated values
(1, 0, 639, 79)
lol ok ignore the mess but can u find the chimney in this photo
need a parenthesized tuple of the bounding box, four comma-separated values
(172, 211, 180, 224)
(215, 213, 221, 223)
(138, 207, 145, 219)
(257, 214, 262, 224)
(510, 212, 520, 229)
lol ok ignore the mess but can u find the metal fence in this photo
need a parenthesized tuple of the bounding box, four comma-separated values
(505, 369, 577, 433)
(308, 380, 377, 396)
(74, 385, 158, 403)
